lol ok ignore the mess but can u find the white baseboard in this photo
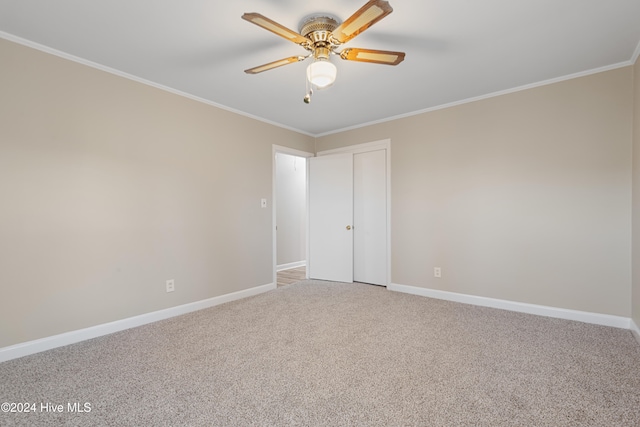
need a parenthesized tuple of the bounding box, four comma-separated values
(0, 282, 275, 363)
(631, 319, 640, 345)
(277, 261, 306, 272)
(388, 283, 631, 330)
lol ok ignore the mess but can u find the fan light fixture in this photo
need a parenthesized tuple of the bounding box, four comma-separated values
(306, 59, 337, 88)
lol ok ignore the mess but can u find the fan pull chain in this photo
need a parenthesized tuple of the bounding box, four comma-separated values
(304, 70, 313, 104)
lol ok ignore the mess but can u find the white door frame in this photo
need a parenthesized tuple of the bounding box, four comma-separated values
(316, 139, 391, 286)
(272, 145, 314, 287)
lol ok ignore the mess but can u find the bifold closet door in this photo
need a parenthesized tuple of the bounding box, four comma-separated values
(308, 153, 353, 283)
(353, 149, 387, 286)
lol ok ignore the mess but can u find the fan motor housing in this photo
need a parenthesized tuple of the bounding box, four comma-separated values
(299, 15, 340, 45)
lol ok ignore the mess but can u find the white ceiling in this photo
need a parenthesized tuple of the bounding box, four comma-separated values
(1, 0, 640, 136)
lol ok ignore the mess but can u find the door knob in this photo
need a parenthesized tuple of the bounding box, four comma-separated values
(346, 225, 352, 230)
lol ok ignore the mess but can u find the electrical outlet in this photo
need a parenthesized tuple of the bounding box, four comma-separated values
(166, 279, 175, 293)
(434, 267, 442, 278)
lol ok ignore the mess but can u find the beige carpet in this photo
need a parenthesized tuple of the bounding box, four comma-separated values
(1, 280, 639, 426)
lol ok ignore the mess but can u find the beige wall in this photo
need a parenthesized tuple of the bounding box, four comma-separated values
(318, 67, 634, 317)
(633, 57, 640, 327)
(0, 39, 314, 348)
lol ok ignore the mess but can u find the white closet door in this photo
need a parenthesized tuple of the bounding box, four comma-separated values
(308, 153, 354, 282)
(353, 149, 387, 285)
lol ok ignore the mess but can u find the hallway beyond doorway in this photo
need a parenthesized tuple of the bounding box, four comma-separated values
(277, 267, 306, 287)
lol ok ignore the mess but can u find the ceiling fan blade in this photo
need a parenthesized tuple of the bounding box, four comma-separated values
(242, 13, 309, 46)
(244, 55, 307, 74)
(339, 48, 405, 65)
(330, 0, 393, 44)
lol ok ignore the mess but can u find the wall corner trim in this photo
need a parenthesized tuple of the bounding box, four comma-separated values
(388, 283, 632, 330)
(0, 282, 275, 363)
(631, 320, 640, 346)
(632, 39, 640, 64)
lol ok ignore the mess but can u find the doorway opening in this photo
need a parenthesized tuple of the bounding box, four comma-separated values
(272, 145, 313, 287)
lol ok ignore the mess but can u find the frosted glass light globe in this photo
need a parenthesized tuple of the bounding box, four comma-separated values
(307, 60, 337, 88)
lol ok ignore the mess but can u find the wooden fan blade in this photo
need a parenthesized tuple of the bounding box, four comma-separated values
(339, 48, 405, 65)
(330, 0, 393, 44)
(244, 55, 306, 74)
(242, 13, 309, 46)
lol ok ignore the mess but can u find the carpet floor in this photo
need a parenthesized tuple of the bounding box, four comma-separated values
(1, 280, 639, 426)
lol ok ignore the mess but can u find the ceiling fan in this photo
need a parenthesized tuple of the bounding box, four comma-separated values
(242, 0, 405, 103)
